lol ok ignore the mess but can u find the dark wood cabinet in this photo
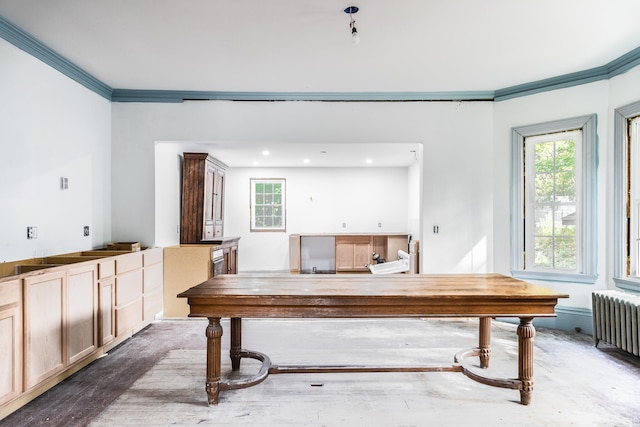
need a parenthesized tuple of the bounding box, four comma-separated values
(180, 153, 227, 244)
(224, 243, 238, 274)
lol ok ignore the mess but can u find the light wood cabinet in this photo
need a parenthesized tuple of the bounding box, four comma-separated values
(0, 279, 22, 406)
(66, 264, 98, 365)
(142, 248, 163, 322)
(99, 277, 115, 346)
(23, 271, 65, 390)
(98, 259, 115, 346)
(290, 234, 411, 273)
(336, 236, 372, 272)
(180, 153, 227, 244)
(0, 248, 162, 419)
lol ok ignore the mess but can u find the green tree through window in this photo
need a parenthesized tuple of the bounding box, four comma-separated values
(529, 136, 577, 270)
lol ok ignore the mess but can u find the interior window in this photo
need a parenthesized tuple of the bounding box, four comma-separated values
(625, 117, 640, 278)
(613, 101, 640, 292)
(511, 115, 597, 283)
(524, 130, 581, 272)
(250, 178, 286, 232)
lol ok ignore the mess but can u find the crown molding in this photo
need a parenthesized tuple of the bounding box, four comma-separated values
(0, 15, 112, 100)
(495, 45, 640, 101)
(110, 89, 495, 103)
(2, 15, 640, 103)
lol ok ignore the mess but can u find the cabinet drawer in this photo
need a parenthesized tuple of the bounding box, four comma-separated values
(0, 279, 21, 307)
(98, 260, 115, 279)
(335, 235, 372, 245)
(143, 248, 163, 266)
(115, 270, 143, 307)
(115, 252, 143, 274)
(143, 263, 163, 293)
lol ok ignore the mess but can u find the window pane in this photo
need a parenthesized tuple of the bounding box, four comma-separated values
(534, 142, 555, 172)
(555, 237, 577, 269)
(555, 140, 575, 171)
(534, 173, 554, 203)
(256, 194, 264, 204)
(534, 205, 553, 236)
(534, 237, 553, 268)
(556, 171, 576, 201)
(556, 206, 576, 236)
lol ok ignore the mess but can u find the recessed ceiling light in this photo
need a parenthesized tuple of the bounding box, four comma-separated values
(262, 150, 270, 156)
(253, 161, 260, 166)
(303, 159, 310, 164)
(365, 159, 373, 164)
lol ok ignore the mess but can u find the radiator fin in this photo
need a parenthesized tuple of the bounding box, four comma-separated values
(592, 290, 640, 357)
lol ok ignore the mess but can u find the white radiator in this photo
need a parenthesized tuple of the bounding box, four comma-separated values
(592, 290, 640, 356)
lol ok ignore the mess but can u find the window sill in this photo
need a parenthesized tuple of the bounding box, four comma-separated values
(612, 277, 640, 294)
(512, 270, 598, 284)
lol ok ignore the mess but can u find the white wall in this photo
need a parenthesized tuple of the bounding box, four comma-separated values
(0, 40, 112, 262)
(225, 167, 409, 271)
(113, 100, 495, 275)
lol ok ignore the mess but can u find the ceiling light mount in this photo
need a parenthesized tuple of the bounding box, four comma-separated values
(344, 6, 360, 45)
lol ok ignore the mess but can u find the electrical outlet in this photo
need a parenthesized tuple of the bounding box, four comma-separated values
(83, 226, 90, 236)
(27, 226, 37, 239)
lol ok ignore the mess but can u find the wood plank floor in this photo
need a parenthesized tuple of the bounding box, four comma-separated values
(2, 318, 640, 426)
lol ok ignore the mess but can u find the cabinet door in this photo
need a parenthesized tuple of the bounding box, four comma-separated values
(99, 277, 115, 346)
(203, 161, 216, 240)
(214, 168, 224, 236)
(335, 242, 355, 271)
(24, 272, 65, 390)
(67, 265, 98, 364)
(0, 279, 22, 405)
(336, 236, 372, 271)
(353, 243, 372, 269)
(228, 245, 237, 274)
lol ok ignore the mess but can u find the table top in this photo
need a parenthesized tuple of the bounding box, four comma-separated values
(178, 273, 569, 319)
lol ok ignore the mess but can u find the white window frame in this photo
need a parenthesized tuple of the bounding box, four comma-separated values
(510, 114, 598, 283)
(250, 178, 286, 232)
(613, 101, 640, 292)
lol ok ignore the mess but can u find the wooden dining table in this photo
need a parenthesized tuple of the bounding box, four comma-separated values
(178, 273, 568, 406)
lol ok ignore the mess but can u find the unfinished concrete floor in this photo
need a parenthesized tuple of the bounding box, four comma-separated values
(2, 318, 640, 426)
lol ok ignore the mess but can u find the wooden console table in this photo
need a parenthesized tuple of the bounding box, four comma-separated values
(178, 274, 568, 406)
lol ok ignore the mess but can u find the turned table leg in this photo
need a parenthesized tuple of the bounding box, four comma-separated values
(230, 317, 242, 371)
(478, 317, 492, 368)
(206, 317, 223, 406)
(517, 317, 535, 405)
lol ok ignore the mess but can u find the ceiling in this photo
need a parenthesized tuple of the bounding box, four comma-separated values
(2, 0, 640, 166)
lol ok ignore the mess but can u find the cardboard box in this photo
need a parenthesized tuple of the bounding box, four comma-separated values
(106, 242, 141, 252)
